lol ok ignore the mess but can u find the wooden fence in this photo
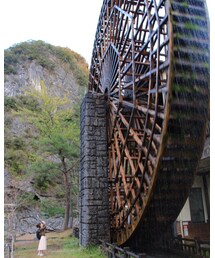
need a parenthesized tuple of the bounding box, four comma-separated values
(100, 241, 146, 258)
(166, 237, 210, 258)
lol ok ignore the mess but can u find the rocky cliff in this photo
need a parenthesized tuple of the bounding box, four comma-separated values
(4, 40, 88, 100)
(4, 40, 88, 237)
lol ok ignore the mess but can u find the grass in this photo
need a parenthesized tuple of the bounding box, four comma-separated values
(13, 230, 107, 258)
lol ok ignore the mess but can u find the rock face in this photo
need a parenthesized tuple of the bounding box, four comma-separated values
(4, 169, 64, 236)
(4, 41, 88, 237)
(4, 53, 85, 101)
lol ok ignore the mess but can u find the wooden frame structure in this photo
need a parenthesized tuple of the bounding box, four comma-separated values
(88, 0, 209, 246)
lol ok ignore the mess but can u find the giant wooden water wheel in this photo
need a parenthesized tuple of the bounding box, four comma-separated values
(88, 0, 209, 247)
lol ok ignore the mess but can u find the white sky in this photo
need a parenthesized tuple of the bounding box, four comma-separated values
(1, 0, 104, 65)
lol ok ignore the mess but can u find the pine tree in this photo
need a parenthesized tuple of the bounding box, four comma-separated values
(13, 82, 80, 229)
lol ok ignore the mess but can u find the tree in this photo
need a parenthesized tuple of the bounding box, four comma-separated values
(14, 82, 80, 229)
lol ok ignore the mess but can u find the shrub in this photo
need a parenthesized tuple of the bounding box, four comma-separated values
(41, 199, 65, 217)
(4, 96, 18, 111)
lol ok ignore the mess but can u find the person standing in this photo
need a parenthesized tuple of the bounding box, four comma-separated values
(37, 221, 47, 256)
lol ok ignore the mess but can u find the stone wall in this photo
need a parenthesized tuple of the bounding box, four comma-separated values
(79, 92, 110, 246)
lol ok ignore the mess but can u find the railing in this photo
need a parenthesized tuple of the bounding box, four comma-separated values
(100, 241, 146, 258)
(166, 237, 210, 258)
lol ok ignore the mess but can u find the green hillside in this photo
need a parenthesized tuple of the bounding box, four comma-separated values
(4, 40, 88, 235)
